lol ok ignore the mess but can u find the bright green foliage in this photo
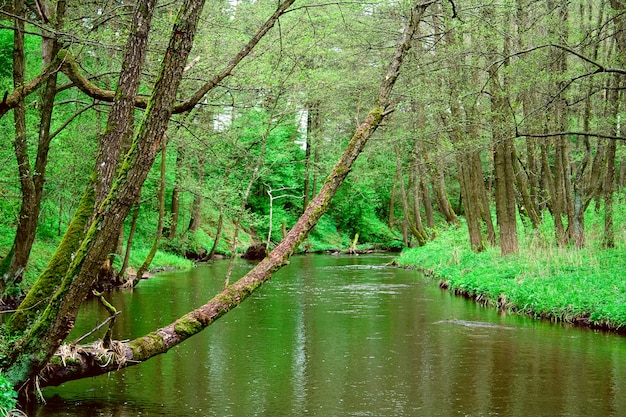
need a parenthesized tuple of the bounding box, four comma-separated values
(0, 373, 17, 415)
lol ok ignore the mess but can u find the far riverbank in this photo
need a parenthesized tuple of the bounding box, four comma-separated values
(396, 220, 626, 334)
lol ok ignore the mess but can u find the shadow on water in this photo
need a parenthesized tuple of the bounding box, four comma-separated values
(33, 254, 626, 417)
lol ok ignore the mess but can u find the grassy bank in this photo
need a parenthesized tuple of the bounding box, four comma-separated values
(397, 207, 626, 333)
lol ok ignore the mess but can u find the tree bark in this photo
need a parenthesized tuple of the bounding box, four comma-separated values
(303, 102, 320, 212)
(118, 196, 141, 280)
(604, 0, 625, 247)
(6, 0, 156, 322)
(168, 144, 185, 239)
(33, 0, 433, 389)
(429, 162, 458, 226)
(207, 211, 224, 260)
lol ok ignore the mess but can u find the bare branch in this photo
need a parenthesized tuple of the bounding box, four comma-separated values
(173, 0, 297, 113)
(517, 131, 626, 141)
(0, 53, 64, 119)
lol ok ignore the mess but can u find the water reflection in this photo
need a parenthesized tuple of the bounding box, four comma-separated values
(36, 254, 626, 417)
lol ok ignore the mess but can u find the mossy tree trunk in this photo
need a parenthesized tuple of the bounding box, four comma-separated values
(1, 0, 29, 296)
(6, 0, 157, 328)
(31, 0, 434, 390)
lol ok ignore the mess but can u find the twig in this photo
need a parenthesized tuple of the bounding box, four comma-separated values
(72, 309, 121, 345)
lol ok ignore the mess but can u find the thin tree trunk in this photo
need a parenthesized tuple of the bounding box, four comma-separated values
(168, 138, 186, 239)
(207, 211, 224, 260)
(430, 163, 458, 225)
(511, 146, 541, 228)
(420, 175, 435, 229)
(118, 196, 141, 280)
(605, 0, 626, 247)
(134, 137, 168, 285)
(303, 102, 320, 212)
(187, 156, 206, 233)
(389, 167, 398, 228)
(395, 145, 426, 246)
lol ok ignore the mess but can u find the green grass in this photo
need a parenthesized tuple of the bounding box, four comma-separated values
(397, 208, 626, 331)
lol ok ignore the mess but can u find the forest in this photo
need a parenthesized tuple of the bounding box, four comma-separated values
(0, 0, 625, 411)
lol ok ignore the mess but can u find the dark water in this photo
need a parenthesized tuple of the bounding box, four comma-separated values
(34, 254, 626, 417)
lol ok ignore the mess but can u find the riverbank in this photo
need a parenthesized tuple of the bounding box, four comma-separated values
(397, 219, 626, 334)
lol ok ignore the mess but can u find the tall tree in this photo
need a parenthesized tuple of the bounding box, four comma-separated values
(486, 5, 519, 255)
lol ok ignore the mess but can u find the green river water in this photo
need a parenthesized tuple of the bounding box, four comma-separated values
(34, 254, 626, 416)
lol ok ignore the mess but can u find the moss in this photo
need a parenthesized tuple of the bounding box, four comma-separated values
(56, 49, 69, 61)
(215, 291, 235, 306)
(8, 185, 95, 332)
(174, 316, 202, 338)
(129, 333, 164, 359)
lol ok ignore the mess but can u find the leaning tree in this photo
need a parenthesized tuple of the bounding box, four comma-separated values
(1, 0, 440, 402)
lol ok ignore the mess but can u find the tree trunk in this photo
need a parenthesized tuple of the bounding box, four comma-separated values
(430, 162, 458, 225)
(511, 145, 541, 228)
(187, 157, 206, 234)
(604, 0, 625, 246)
(395, 145, 426, 246)
(1, 0, 30, 295)
(92, 0, 158, 211)
(207, 211, 224, 260)
(487, 8, 518, 256)
(303, 102, 320, 212)
(420, 174, 435, 229)
(31, 1, 433, 390)
(168, 138, 187, 239)
(388, 168, 398, 228)
(412, 163, 426, 238)
(6, 0, 156, 323)
(118, 196, 141, 280)
(0, 0, 64, 297)
(134, 137, 168, 285)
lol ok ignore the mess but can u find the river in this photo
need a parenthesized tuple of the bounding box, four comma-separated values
(34, 254, 626, 416)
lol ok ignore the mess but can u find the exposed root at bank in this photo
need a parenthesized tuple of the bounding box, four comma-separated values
(436, 278, 626, 336)
(409, 267, 626, 336)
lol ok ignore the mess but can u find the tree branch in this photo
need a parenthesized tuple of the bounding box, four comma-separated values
(55, 0, 297, 114)
(172, 0, 297, 113)
(0, 53, 64, 119)
(516, 131, 626, 141)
